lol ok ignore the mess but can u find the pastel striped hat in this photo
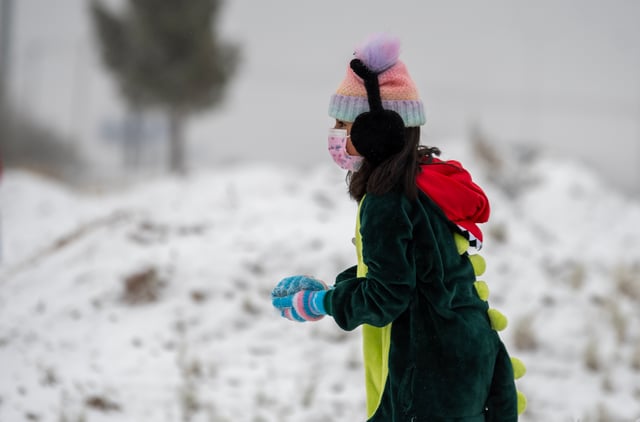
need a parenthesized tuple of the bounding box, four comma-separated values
(328, 34, 426, 127)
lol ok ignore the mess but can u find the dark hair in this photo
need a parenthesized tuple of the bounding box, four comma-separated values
(347, 126, 440, 202)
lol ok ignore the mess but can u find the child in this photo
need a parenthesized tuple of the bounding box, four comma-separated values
(272, 33, 526, 422)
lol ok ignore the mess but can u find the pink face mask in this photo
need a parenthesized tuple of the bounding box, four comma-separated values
(327, 128, 364, 172)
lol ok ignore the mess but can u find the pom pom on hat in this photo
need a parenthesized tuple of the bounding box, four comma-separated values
(354, 33, 400, 73)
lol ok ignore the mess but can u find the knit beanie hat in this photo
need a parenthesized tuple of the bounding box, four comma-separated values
(328, 34, 426, 127)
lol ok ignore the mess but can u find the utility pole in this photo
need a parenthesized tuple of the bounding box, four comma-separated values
(0, 0, 14, 264)
(0, 0, 14, 142)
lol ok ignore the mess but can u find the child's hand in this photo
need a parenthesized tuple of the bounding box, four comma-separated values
(271, 275, 328, 322)
(272, 290, 327, 322)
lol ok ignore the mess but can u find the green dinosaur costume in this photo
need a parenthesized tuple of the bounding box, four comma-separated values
(324, 190, 521, 421)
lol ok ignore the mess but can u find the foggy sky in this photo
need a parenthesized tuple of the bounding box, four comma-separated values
(7, 0, 640, 195)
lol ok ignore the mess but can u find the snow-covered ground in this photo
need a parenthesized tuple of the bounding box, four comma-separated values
(2, 140, 640, 421)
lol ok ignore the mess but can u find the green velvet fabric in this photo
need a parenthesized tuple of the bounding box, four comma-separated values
(324, 190, 517, 421)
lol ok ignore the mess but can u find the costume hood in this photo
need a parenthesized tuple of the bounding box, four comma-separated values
(416, 158, 490, 247)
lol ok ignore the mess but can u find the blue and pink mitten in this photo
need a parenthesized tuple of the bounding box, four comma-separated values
(271, 275, 328, 322)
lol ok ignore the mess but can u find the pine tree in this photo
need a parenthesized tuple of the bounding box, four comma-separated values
(90, 0, 240, 174)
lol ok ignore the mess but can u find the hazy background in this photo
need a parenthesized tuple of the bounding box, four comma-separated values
(5, 0, 640, 195)
(3, 2, 640, 420)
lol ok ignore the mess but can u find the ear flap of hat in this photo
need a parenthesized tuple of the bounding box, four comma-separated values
(349, 58, 406, 165)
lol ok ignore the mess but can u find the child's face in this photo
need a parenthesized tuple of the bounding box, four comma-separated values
(333, 120, 360, 156)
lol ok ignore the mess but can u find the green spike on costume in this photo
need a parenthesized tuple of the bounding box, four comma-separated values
(517, 390, 528, 414)
(453, 232, 470, 254)
(454, 216, 527, 415)
(488, 308, 509, 331)
(474, 280, 490, 301)
(511, 357, 527, 380)
(469, 254, 487, 276)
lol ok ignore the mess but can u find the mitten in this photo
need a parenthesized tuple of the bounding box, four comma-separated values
(271, 275, 327, 298)
(272, 289, 328, 322)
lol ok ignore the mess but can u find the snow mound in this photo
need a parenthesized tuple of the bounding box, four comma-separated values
(1, 143, 639, 421)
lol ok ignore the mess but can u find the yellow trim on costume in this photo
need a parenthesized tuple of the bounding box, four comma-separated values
(362, 324, 391, 418)
(356, 196, 391, 419)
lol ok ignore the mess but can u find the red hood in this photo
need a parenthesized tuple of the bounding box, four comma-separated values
(416, 158, 490, 244)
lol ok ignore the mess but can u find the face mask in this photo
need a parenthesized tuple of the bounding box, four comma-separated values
(328, 128, 364, 171)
